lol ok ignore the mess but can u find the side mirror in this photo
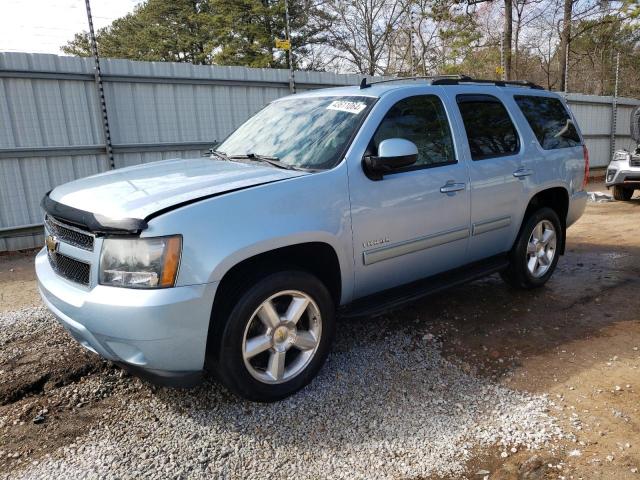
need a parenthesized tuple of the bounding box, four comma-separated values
(363, 138, 419, 180)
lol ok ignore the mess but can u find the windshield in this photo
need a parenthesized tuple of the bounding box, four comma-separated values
(217, 96, 375, 170)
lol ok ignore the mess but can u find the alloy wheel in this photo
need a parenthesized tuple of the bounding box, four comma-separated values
(242, 290, 322, 384)
(526, 219, 557, 278)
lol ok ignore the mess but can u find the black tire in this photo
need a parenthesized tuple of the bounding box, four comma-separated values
(213, 270, 335, 402)
(500, 207, 563, 289)
(612, 185, 634, 201)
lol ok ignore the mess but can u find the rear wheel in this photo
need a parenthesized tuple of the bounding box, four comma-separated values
(501, 207, 562, 289)
(213, 270, 335, 402)
(613, 185, 634, 201)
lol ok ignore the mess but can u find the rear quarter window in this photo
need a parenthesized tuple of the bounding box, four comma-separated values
(514, 95, 581, 150)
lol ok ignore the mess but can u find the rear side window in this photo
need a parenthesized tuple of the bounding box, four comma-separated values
(456, 94, 519, 160)
(514, 95, 581, 149)
(372, 95, 456, 168)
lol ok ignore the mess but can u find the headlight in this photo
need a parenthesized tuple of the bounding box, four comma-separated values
(99, 236, 182, 289)
(613, 151, 630, 162)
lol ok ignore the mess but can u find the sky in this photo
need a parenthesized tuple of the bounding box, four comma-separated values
(0, 0, 141, 55)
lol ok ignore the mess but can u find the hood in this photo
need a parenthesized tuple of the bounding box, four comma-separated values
(48, 157, 306, 225)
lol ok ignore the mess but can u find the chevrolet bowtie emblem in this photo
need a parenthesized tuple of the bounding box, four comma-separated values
(46, 234, 59, 253)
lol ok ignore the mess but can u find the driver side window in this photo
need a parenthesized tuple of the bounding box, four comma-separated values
(372, 95, 456, 168)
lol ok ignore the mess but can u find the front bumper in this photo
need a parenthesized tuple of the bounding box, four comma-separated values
(36, 248, 218, 386)
(605, 167, 640, 187)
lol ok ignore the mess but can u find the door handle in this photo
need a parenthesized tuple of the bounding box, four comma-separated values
(440, 181, 466, 194)
(513, 168, 534, 178)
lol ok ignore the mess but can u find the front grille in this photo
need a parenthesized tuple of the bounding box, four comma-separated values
(45, 215, 94, 251)
(47, 249, 91, 286)
(630, 155, 640, 167)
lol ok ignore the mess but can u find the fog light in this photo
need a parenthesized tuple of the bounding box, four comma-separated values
(606, 169, 616, 183)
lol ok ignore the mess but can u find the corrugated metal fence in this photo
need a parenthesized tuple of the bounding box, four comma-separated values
(1, 52, 638, 251)
(0, 53, 365, 251)
(565, 93, 640, 169)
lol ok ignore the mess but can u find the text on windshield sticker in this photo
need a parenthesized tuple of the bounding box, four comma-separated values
(327, 100, 367, 114)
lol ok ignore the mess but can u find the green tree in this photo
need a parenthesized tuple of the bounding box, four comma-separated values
(408, 0, 481, 76)
(209, 0, 328, 68)
(209, 0, 280, 67)
(62, 0, 328, 68)
(63, 0, 217, 64)
(623, 0, 640, 18)
(568, 15, 640, 97)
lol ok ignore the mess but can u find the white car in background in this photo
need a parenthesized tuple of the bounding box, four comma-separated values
(606, 106, 640, 201)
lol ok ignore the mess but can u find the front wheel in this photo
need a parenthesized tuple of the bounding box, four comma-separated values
(501, 207, 562, 289)
(213, 270, 335, 402)
(612, 185, 634, 201)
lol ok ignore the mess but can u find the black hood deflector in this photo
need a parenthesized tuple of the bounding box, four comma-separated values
(41, 193, 147, 234)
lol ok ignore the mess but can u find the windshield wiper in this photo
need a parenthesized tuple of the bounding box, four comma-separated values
(228, 153, 302, 171)
(205, 149, 230, 161)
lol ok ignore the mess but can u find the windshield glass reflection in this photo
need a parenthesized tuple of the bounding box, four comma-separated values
(218, 96, 375, 170)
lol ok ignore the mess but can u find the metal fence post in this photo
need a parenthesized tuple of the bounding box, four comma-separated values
(610, 52, 620, 161)
(85, 0, 115, 170)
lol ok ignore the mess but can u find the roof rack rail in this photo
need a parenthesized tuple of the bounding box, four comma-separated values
(359, 75, 543, 90)
(359, 75, 471, 89)
(430, 77, 544, 89)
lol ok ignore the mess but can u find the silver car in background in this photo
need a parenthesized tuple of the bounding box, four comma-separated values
(36, 76, 588, 402)
(606, 106, 640, 200)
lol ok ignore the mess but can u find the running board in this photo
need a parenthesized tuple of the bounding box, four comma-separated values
(339, 254, 509, 319)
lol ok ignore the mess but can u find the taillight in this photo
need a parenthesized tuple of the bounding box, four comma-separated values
(582, 145, 590, 189)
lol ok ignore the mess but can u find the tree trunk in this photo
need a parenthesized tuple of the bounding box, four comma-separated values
(503, 0, 513, 80)
(559, 0, 573, 91)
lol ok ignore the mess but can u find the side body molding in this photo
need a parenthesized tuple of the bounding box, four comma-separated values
(363, 226, 470, 265)
(472, 216, 512, 236)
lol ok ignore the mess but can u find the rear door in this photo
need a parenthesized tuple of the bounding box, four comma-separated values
(447, 90, 533, 262)
(348, 91, 471, 299)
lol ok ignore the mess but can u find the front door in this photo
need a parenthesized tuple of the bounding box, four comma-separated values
(348, 93, 471, 299)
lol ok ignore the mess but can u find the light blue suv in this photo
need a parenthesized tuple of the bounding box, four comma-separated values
(36, 76, 589, 401)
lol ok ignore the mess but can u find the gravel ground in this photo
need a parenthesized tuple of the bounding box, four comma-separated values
(0, 306, 104, 405)
(3, 306, 568, 479)
(3, 197, 639, 479)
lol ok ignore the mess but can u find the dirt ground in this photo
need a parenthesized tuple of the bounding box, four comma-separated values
(0, 250, 40, 313)
(1, 186, 638, 479)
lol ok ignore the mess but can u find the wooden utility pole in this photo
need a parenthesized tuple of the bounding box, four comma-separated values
(559, 0, 573, 92)
(284, 0, 296, 93)
(503, 0, 513, 80)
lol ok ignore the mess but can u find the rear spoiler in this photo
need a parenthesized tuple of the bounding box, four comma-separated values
(41, 192, 147, 235)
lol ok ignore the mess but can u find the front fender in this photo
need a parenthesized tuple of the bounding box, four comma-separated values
(209, 230, 345, 278)
(143, 166, 355, 304)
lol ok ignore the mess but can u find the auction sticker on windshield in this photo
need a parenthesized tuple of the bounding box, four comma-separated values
(327, 100, 368, 114)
